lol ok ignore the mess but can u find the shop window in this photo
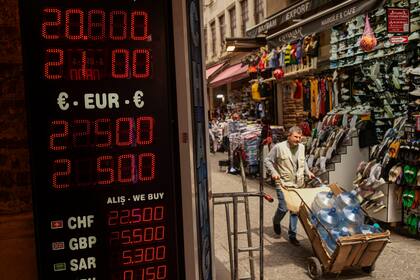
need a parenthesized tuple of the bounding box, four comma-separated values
(254, 0, 264, 24)
(219, 14, 225, 51)
(204, 27, 208, 59)
(229, 7, 236, 37)
(240, 0, 249, 36)
(210, 21, 216, 57)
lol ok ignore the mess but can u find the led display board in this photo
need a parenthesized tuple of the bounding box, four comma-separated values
(19, 1, 185, 279)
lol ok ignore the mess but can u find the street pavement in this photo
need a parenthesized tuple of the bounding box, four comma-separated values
(210, 152, 420, 280)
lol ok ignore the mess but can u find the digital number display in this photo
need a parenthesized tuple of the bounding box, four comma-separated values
(19, 1, 184, 279)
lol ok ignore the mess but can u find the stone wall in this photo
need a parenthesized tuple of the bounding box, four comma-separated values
(0, 0, 31, 214)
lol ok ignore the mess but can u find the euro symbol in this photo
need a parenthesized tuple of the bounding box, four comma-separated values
(133, 90, 144, 108)
(57, 92, 69, 111)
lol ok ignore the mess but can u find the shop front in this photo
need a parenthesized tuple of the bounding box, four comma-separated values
(247, 0, 420, 237)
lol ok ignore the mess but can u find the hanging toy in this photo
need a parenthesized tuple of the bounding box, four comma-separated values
(359, 14, 377, 52)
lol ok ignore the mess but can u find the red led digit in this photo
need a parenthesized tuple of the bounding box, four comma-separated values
(131, 11, 148, 40)
(157, 265, 167, 279)
(138, 153, 155, 181)
(118, 154, 136, 183)
(131, 208, 142, 223)
(44, 49, 64, 79)
(143, 227, 153, 242)
(154, 206, 164, 221)
(110, 11, 127, 40)
(133, 49, 150, 79)
(42, 8, 61, 39)
(112, 49, 129, 78)
(121, 229, 132, 245)
(133, 228, 143, 243)
(50, 120, 68, 151)
(134, 248, 144, 264)
(65, 9, 84, 40)
(142, 207, 152, 222)
(88, 10, 105, 40)
(120, 209, 131, 225)
(156, 246, 166, 261)
(109, 231, 119, 245)
(123, 270, 133, 280)
(122, 250, 133, 265)
(145, 266, 155, 279)
(52, 159, 71, 189)
(81, 50, 87, 79)
(97, 155, 114, 184)
(136, 116, 154, 145)
(72, 120, 90, 147)
(108, 210, 119, 226)
(155, 226, 165, 241)
(145, 247, 154, 262)
(116, 118, 134, 146)
(94, 118, 112, 148)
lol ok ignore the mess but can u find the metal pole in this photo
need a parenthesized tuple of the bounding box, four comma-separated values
(233, 196, 239, 280)
(225, 203, 234, 280)
(259, 145, 265, 280)
(239, 155, 256, 279)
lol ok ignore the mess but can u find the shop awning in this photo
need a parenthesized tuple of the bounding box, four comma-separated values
(209, 63, 248, 88)
(206, 63, 225, 80)
(246, 0, 336, 38)
(267, 0, 384, 44)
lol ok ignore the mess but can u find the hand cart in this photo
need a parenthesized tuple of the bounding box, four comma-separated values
(280, 183, 391, 279)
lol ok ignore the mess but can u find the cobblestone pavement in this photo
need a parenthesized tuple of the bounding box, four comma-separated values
(210, 152, 420, 280)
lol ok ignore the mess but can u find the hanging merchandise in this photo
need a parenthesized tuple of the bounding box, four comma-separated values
(273, 68, 284, 80)
(251, 81, 261, 101)
(359, 14, 377, 52)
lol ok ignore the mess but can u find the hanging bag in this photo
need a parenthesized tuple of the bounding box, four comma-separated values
(359, 14, 377, 52)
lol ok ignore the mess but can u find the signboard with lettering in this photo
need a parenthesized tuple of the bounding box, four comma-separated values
(19, 1, 185, 279)
(268, 0, 383, 44)
(387, 8, 410, 34)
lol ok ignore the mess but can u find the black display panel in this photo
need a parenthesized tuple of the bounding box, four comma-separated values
(18, 1, 184, 279)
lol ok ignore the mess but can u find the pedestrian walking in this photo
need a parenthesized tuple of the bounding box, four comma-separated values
(264, 126, 315, 245)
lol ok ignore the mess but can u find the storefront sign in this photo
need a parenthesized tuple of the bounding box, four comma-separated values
(19, 1, 185, 279)
(268, 0, 383, 44)
(246, 0, 335, 37)
(390, 36, 409, 44)
(387, 8, 410, 34)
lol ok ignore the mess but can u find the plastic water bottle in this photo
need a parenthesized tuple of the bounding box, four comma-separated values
(358, 224, 376, 234)
(316, 225, 335, 254)
(336, 190, 359, 210)
(311, 191, 337, 213)
(358, 223, 383, 234)
(341, 206, 365, 234)
(317, 207, 341, 229)
(326, 226, 351, 252)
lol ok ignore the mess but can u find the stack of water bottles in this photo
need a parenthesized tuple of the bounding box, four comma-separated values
(311, 190, 382, 254)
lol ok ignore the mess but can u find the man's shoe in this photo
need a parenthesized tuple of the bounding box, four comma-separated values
(273, 223, 281, 235)
(289, 237, 300, 246)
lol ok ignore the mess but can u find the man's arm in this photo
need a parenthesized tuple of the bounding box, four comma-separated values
(264, 146, 280, 180)
(304, 161, 315, 179)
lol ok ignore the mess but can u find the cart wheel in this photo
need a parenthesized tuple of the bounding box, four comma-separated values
(308, 257, 323, 279)
(362, 265, 375, 274)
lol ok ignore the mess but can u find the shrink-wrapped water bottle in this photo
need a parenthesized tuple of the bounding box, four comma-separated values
(336, 190, 359, 210)
(317, 207, 341, 229)
(311, 191, 336, 214)
(341, 206, 365, 234)
(317, 225, 350, 254)
(358, 223, 382, 234)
